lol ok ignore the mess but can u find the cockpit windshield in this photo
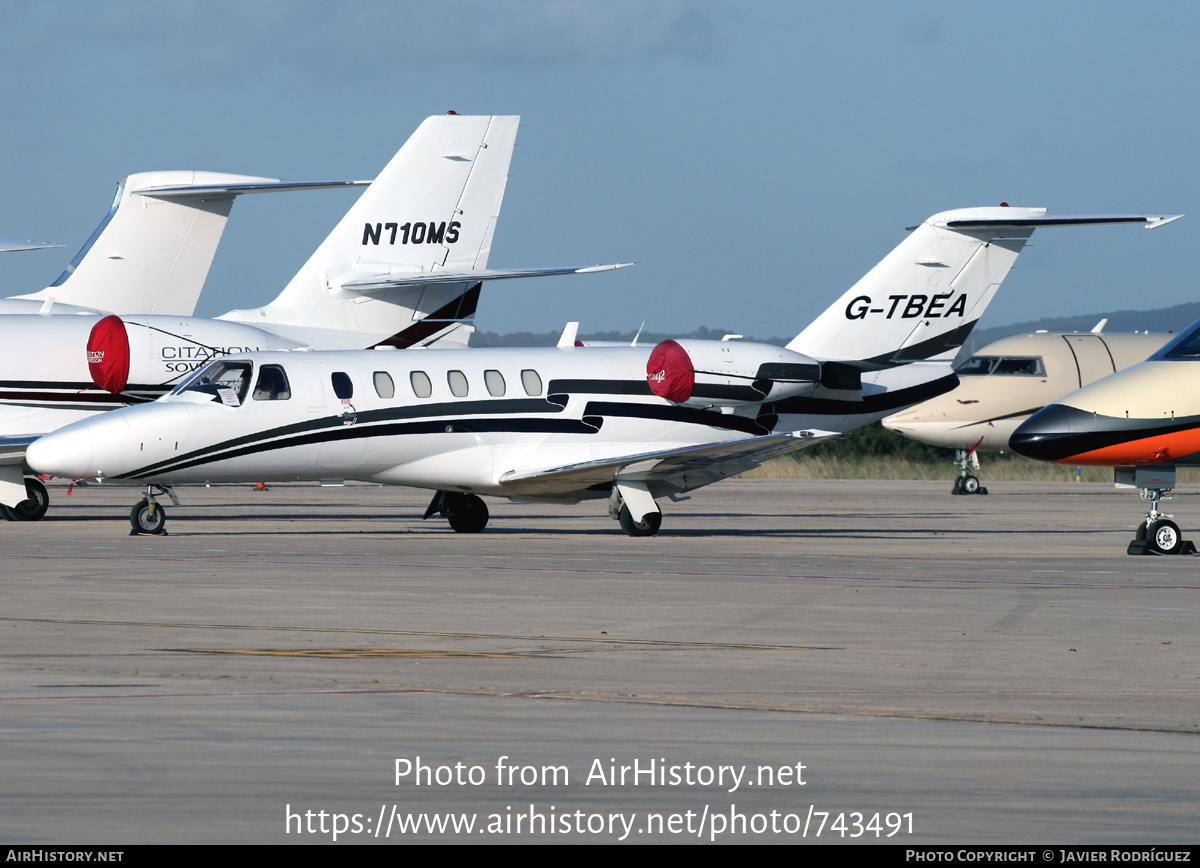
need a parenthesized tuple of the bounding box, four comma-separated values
(957, 355, 1045, 376)
(1154, 320, 1200, 360)
(173, 360, 254, 406)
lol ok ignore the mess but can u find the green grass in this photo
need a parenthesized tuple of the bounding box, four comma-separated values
(741, 423, 1200, 483)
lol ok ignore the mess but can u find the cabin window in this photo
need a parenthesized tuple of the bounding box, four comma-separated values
(484, 369, 506, 397)
(448, 370, 469, 397)
(252, 364, 291, 401)
(331, 372, 354, 399)
(521, 369, 543, 396)
(373, 371, 395, 399)
(177, 360, 253, 406)
(410, 371, 432, 398)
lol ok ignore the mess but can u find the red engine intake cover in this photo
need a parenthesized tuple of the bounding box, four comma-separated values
(86, 315, 131, 394)
(646, 339, 694, 403)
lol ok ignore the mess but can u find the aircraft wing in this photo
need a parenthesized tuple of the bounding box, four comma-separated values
(0, 435, 41, 466)
(497, 430, 838, 498)
(335, 263, 633, 294)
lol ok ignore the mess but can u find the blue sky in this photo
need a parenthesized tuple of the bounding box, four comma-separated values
(2, 1, 1198, 340)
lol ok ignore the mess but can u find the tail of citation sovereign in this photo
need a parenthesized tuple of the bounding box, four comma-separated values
(770, 206, 1181, 432)
(7, 172, 367, 317)
(219, 114, 537, 349)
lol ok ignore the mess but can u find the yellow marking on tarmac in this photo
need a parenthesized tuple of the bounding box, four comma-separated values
(0, 617, 830, 652)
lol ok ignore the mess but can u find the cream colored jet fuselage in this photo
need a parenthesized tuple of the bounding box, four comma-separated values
(883, 331, 1171, 453)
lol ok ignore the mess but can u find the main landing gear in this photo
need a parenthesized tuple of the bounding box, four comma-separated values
(951, 445, 988, 496)
(610, 484, 663, 537)
(423, 491, 489, 533)
(1127, 487, 1197, 556)
(129, 485, 179, 536)
(1, 477, 49, 521)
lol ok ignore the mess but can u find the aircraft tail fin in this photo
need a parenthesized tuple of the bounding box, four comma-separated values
(225, 115, 522, 345)
(786, 207, 1180, 369)
(15, 173, 365, 317)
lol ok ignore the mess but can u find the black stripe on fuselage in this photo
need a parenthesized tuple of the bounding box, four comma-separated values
(582, 401, 767, 435)
(126, 396, 568, 478)
(123, 393, 768, 480)
(768, 372, 958, 416)
(547, 379, 652, 396)
(124, 415, 598, 479)
(862, 321, 978, 368)
(0, 383, 166, 406)
(948, 407, 1044, 430)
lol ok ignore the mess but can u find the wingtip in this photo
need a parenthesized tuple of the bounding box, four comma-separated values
(1145, 214, 1184, 229)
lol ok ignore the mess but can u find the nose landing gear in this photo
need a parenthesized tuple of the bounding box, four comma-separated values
(129, 485, 178, 536)
(951, 441, 988, 496)
(1127, 487, 1196, 555)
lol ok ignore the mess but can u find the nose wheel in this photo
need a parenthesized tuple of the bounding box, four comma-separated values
(951, 446, 988, 495)
(129, 486, 176, 536)
(1127, 488, 1195, 555)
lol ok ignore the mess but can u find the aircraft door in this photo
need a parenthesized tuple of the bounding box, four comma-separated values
(316, 364, 366, 469)
(1062, 334, 1116, 388)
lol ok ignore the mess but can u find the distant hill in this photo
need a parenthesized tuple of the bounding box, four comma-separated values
(471, 325, 792, 348)
(965, 301, 1200, 351)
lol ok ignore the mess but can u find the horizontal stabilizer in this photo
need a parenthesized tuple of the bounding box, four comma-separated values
(336, 262, 634, 294)
(1, 238, 61, 252)
(136, 179, 371, 199)
(938, 213, 1182, 230)
(499, 430, 837, 495)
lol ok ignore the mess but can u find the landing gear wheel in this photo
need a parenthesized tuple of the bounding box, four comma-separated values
(446, 493, 489, 533)
(130, 499, 167, 535)
(1, 478, 49, 521)
(1135, 520, 1149, 541)
(618, 505, 662, 537)
(960, 475, 980, 495)
(1147, 519, 1182, 555)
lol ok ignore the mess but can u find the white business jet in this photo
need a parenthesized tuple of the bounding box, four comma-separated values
(1, 114, 628, 519)
(26, 206, 1175, 535)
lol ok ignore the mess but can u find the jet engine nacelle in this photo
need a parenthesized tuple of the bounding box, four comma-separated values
(646, 339, 821, 407)
(86, 315, 298, 396)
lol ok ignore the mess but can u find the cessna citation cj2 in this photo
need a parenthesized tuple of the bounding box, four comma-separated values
(26, 206, 1179, 535)
(1010, 319, 1200, 555)
(0, 114, 628, 519)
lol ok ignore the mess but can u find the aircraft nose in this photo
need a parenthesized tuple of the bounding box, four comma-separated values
(1010, 403, 1087, 462)
(27, 424, 95, 479)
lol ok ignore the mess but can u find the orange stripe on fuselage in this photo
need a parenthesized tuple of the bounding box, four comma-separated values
(1054, 427, 1200, 466)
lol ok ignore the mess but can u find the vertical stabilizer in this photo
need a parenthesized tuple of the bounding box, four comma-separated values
(787, 207, 1179, 368)
(222, 115, 520, 347)
(16, 172, 297, 316)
